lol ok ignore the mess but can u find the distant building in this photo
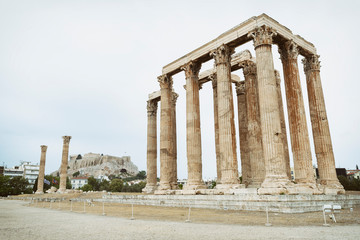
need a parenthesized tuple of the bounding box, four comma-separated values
(71, 177, 88, 189)
(3, 162, 40, 188)
(347, 169, 360, 179)
(4, 166, 24, 178)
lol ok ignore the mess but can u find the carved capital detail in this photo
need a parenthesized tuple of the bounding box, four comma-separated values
(181, 61, 201, 78)
(210, 44, 234, 66)
(236, 81, 246, 95)
(239, 60, 257, 76)
(40, 145, 48, 152)
(171, 92, 179, 106)
(209, 74, 217, 88)
(248, 25, 277, 48)
(274, 70, 281, 86)
(278, 40, 299, 62)
(157, 74, 173, 90)
(62, 136, 71, 144)
(302, 54, 321, 72)
(147, 100, 158, 116)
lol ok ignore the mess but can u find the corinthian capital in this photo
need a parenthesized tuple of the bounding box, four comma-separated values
(40, 145, 48, 152)
(236, 81, 246, 95)
(157, 74, 173, 90)
(210, 44, 234, 66)
(278, 40, 299, 62)
(62, 136, 71, 144)
(239, 60, 257, 76)
(171, 92, 179, 106)
(248, 25, 277, 48)
(181, 61, 202, 78)
(147, 100, 158, 116)
(302, 55, 321, 73)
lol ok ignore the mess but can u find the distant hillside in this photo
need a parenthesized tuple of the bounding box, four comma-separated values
(51, 153, 139, 178)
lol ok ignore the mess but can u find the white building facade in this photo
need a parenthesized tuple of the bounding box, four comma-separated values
(71, 177, 88, 189)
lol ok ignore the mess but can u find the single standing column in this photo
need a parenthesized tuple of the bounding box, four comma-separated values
(210, 75, 221, 183)
(182, 61, 205, 190)
(279, 40, 316, 187)
(236, 81, 251, 186)
(59, 136, 71, 193)
(35, 145, 47, 194)
(211, 44, 240, 187)
(170, 92, 179, 189)
(157, 75, 173, 190)
(274, 70, 291, 180)
(248, 26, 293, 194)
(143, 100, 158, 193)
(302, 55, 345, 194)
(240, 60, 265, 187)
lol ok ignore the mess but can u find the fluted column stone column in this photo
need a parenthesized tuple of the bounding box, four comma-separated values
(236, 81, 251, 186)
(35, 145, 47, 194)
(157, 75, 174, 190)
(279, 40, 316, 189)
(274, 70, 291, 180)
(143, 100, 158, 193)
(182, 61, 205, 190)
(170, 92, 178, 189)
(59, 136, 71, 193)
(240, 60, 265, 187)
(302, 55, 345, 194)
(210, 75, 221, 183)
(211, 44, 240, 187)
(248, 26, 293, 194)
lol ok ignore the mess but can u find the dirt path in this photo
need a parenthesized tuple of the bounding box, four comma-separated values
(1, 199, 359, 240)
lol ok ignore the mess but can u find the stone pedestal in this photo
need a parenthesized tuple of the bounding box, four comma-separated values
(236, 81, 251, 186)
(211, 44, 240, 188)
(248, 26, 294, 194)
(143, 100, 158, 194)
(59, 136, 71, 193)
(35, 145, 47, 194)
(182, 61, 205, 190)
(302, 55, 345, 194)
(157, 75, 176, 191)
(240, 60, 265, 187)
(274, 70, 291, 180)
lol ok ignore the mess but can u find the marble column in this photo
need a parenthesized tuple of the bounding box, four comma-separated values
(59, 136, 71, 193)
(240, 60, 265, 187)
(35, 145, 47, 194)
(143, 100, 158, 193)
(236, 81, 251, 186)
(279, 40, 315, 186)
(274, 70, 291, 180)
(211, 44, 240, 187)
(210, 75, 221, 183)
(182, 61, 205, 190)
(302, 55, 345, 194)
(157, 74, 174, 190)
(248, 26, 292, 194)
(170, 92, 178, 189)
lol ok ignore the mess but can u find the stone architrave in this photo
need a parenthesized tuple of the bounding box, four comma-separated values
(248, 26, 293, 194)
(170, 92, 179, 189)
(182, 61, 205, 190)
(59, 136, 71, 193)
(236, 81, 251, 186)
(143, 100, 158, 193)
(279, 40, 316, 188)
(302, 55, 345, 194)
(157, 75, 174, 190)
(239, 60, 265, 187)
(211, 44, 240, 187)
(274, 70, 291, 180)
(35, 145, 48, 194)
(210, 75, 221, 183)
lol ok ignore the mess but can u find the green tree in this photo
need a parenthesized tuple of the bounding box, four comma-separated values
(0, 176, 32, 196)
(109, 179, 124, 192)
(0, 175, 11, 197)
(136, 171, 146, 180)
(72, 171, 80, 177)
(81, 184, 93, 192)
(99, 179, 110, 191)
(87, 176, 100, 191)
(66, 177, 72, 189)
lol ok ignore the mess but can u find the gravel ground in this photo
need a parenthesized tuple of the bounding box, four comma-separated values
(1, 199, 360, 240)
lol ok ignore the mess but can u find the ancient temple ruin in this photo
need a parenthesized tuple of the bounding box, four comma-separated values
(144, 14, 344, 195)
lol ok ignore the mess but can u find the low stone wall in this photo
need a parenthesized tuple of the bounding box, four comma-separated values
(100, 194, 360, 213)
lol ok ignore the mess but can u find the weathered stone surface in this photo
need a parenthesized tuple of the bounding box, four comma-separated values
(35, 145, 47, 194)
(59, 136, 71, 193)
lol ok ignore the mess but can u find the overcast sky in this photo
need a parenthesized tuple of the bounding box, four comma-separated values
(1, 0, 359, 179)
